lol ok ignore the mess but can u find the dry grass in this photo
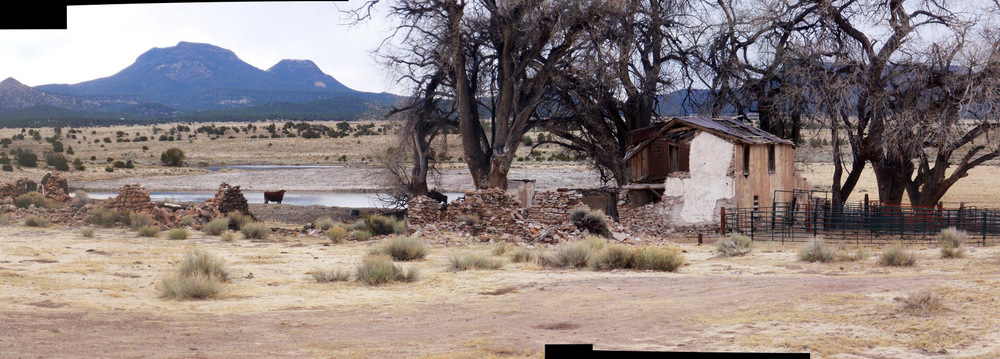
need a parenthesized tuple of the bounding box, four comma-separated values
(159, 249, 230, 300)
(23, 214, 49, 228)
(240, 221, 270, 240)
(798, 239, 837, 263)
(938, 227, 967, 259)
(371, 236, 427, 261)
(310, 268, 352, 283)
(167, 228, 189, 240)
(716, 234, 754, 257)
(449, 253, 505, 271)
(880, 242, 918, 267)
(202, 217, 229, 235)
(355, 254, 419, 286)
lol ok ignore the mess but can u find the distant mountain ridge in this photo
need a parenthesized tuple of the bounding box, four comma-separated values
(0, 41, 400, 125)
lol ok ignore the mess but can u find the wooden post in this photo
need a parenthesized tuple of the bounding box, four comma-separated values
(720, 207, 727, 235)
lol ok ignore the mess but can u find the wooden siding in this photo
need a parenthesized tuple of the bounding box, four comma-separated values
(731, 143, 798, 209)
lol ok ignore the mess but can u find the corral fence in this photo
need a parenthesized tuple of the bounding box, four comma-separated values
(722, 190, 1000, 245)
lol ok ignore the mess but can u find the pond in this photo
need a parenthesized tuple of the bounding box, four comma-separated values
(83, 191, 465, 208)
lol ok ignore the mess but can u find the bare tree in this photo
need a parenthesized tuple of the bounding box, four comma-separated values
(544, 0, 694, 187)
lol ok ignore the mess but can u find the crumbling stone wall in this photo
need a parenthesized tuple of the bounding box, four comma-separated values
(41, 172, 71, 203)
(524, 189, 583, 225)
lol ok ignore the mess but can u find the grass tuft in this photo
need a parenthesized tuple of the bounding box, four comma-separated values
(510, 248, 538, 263)
(938, 227, 967, 259)
(798, 239, 837, 263)
(900, 290, 946, 316)
(240, 221, 270, 240)
(315, 217, 336, 230)
(23, 214, 50, 228)
(716, 234, 754, 257)
(137, 225, 159, 238)
(371, 236, 427, 261)
(541, 240, 596, 268)
(81, 227, 95, 238)
(202, 217, 229, 235)
(159, 249, 229, 300)
(311, 268, 351, 283)
(879, 242, 918, 267)
(167, 228, 189, 240)
(326, 226, 348, 243)
(450, 253, 505, 271)
(355, 254, 419, 286)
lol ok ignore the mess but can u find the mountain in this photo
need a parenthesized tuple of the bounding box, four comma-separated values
(35, 41, 378, 112)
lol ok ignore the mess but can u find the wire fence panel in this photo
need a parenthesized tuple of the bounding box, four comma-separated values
(724, 200, 1000, 245)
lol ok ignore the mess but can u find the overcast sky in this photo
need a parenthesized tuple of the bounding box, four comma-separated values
(0, 1, 402, 94)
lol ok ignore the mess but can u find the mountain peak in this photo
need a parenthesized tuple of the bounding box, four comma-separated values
(0, 78, 26, 88)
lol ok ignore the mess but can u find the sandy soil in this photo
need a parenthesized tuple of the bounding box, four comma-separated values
(3, 228, 1000, 358)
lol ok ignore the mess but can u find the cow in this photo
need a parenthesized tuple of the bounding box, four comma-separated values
(264, 190, 286, 204)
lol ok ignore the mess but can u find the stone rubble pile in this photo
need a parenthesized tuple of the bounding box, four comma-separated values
(407, 188, 636, 244)
(206, 183, 256, 220)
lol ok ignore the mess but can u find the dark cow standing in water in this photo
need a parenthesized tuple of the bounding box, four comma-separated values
(264, 190, 286, 204)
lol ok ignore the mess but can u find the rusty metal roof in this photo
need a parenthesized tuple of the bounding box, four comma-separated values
(624, 116, 793, 161)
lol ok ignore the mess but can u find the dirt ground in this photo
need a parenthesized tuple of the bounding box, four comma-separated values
(4, 227, 1000, 358)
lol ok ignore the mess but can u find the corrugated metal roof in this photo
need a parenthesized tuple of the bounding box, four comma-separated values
(624, 116, 793, 161)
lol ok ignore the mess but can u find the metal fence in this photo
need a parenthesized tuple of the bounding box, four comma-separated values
(723, 196, 1000, 245)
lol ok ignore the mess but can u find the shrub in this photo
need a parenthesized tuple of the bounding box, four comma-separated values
(88, 204, 124, 227)
(880, 242, 918, 267)
(589, 243, 636, 270)
(80, 227, 95, 237)
(23, 214, 49, 228)
(15, 192, 50, 209)
(202, 217, 230, 235)
(570, 207, 611, 237)
(315, 217, 336, 230)
(180, 217, 194, 227)
(177, 248, 230, 281)
(372, 236, 427, 261)
(167, 228, 189, 240)
(226, 211, 250, 231)
(160, 249, 229, 300)
(363, 215, 406, 236)
(355, 254, 419, 286)
(160, 147, 185, 167)
(634, 246, 686, 272)
(354, 230, 373, 241)
(542, 240, 595, 268)
(72, 157, 85, 170)
(510, 248, 538, 263)
(450, 253, 505, 271)
(716, 234, 754, 257)
(129, 212, 156, 230)
(311, 268, 351, 283)
(900, 290, 946, 316)
(220, 231, 237, 242)
(71, 190, 90, 208)
(798, 239, 837, 263)
(326, 226, 347, 243)
(937, 227, 967, 259)
(240, 221, 270, 240)
(137, 225, 160, 237)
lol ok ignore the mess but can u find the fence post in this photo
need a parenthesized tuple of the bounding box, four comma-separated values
(720, 207, 727, 235)
(984, 211, 988, 247)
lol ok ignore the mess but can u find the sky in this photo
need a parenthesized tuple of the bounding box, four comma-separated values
(0, 1, 402, 94)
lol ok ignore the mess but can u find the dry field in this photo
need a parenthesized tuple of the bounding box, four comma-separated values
(4, 225, 1000, 358)
(3, 121, 1000, 358)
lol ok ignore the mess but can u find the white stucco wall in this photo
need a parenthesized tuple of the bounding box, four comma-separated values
(663, 131, 735, 224)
